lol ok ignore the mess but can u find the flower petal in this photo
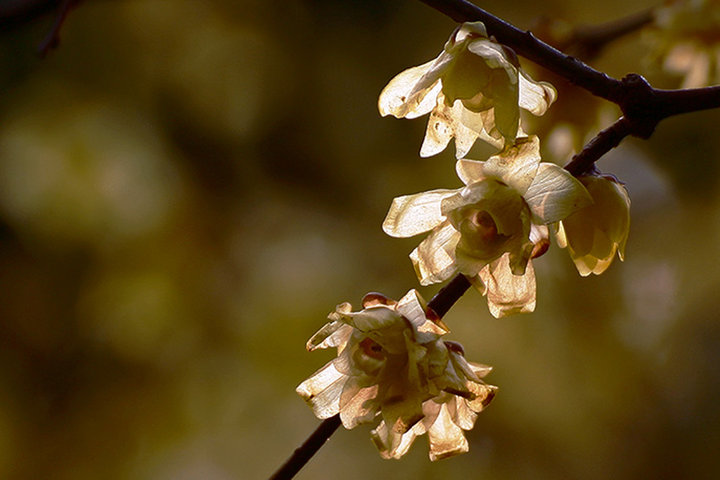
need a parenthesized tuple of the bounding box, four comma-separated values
(427, 403, 469, 461)
(479, 255, 536, 318)
(524, 163, 592, 224)
(482, 135, 541, 194)
(306, 319, 353, 351)
(378, 59, 440, 119)
(519, 71, 557, 115)
(296, 361, 346, 419)
(371, 420, 423, 459)
(455, 158, 487, 186)
(339, 377, 380, 429)
(383, 189, 458, 238)
(410, 222, 460, 286)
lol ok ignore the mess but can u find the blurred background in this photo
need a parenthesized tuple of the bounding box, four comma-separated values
(1, 0, 720, 478)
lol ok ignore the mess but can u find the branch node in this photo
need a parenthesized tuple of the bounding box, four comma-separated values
(618, 73, 659, 138)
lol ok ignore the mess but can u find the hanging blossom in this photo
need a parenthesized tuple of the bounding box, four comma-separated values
(382, 136, 591, 317)
(556, 173, 630, 276)
(378, 21, 556, 158)
(296, 290, 496, 460)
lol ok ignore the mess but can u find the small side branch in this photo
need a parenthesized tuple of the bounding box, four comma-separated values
(270, 416, 342, 480)
(564, 118, 633, 176)
(427, 274, 471, 318)
(37, 0, 78, 56)
(559, 8, 654, 58)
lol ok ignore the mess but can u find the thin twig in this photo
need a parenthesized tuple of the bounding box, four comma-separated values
(563, 117, 633, 176)
(37, 0, 78, 56)
(559, 8, 654, 58)
(269, 416, 342, 480)
(0, 0, 61, 25)
(427, 273, 472, 318)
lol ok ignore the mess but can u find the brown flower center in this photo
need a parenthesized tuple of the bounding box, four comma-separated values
(359, 337, 384, 360)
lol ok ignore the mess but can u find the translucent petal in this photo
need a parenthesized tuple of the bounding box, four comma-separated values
(453, 397, 479, 430)
(455, 21, 488, 43)
(427, 403, 469, 461)
(296, 362, 346, 419)
(479, 255, 536, 318)
(441, 47, 494, 105)
(448, 350, 481, 384)
(350, 306, 401, 333)
(420, 105, 456, 157)
(482, 135, 541, 194)
(458, 107, 504, 151)
(378, 59, 439, 119)
(339, 378, 380, 429)
(466, 39, 514, 71)
(306, 320, 353, 351)
(464, 382, 497, 412)
(371, 420, 422, 459)
(519, 72, 557, 115)
(455, 158, 487, 186)
(410, 222, 460, 286)
(454, 247, 492, 278)
(397, 292, 448, 343)
(383, 189, 458, 238)
(524, 163, 592, 223)
(487, 70, 520, 142)
(468, 362, 493, 378)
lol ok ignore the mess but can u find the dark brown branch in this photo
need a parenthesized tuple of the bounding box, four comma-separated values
(427, 273, 472, 317)
(269, 415, 342, 480)
(563, 117, 633, 176)
(37, 0, 78, 56)
(0, 0, 80, 56)
(0, 0, 61, 25)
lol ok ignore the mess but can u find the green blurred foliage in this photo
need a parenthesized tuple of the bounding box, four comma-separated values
(1, 0, 720, 479)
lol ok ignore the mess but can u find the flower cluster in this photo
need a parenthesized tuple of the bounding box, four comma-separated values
(379, 21, 556, 157)
(296, 290, 496, 460)
(298, 19, 632, 464)
(383, 136, 591, 317)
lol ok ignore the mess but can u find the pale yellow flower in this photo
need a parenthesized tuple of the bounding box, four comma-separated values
(383, 136, 591, 317)
(296, 290, 496, 460)
(379, 21, 556, 157)
(556, 174, 630, 276)
(370, 342, 494, 461)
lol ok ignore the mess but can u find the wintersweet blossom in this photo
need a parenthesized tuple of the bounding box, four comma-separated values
(296, 290, 496, 460)
(556, 174, 630, 276)
(378, 21, 556, 157)
(382, 136, 591, 317)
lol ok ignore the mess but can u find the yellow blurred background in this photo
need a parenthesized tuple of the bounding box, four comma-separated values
(1, 0, 720, 478)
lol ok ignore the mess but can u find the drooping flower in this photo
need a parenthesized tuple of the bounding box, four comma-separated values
(378, 21, 556, 157)
(296, 290, 496, 460)
(556, 173, 630, 276)
(382, 136, 591, 317)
